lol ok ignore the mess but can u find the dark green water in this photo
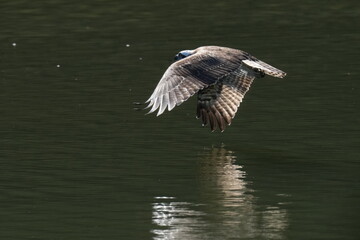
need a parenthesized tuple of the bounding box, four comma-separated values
(1, 1, 359, 239)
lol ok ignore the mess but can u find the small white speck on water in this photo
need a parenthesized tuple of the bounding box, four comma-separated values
(12, 42, 17, 47)
(139, 57, 143, 60)
(126, 44, 130, 47)
(56, 64, 61, 68)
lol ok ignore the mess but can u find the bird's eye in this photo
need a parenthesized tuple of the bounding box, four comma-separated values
(174, 53, 184, 61)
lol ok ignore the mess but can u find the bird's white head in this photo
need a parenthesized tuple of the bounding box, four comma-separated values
(174, 49, 194, 61)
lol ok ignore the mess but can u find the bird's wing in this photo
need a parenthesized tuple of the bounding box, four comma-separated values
(196, 64, 256, 132)
(145, 51, 244, 116)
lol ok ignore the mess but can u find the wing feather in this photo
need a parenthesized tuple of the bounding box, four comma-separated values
(157, 93, 169, 116)
(168, 91, 177, 111)
(196, 66, 257, 131)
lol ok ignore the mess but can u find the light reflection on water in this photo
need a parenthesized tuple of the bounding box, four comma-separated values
(152, 147, 289, 240)
(152, 200, 206, 240)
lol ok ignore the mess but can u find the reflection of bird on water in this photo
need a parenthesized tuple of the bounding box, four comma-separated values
(146, 46, 286, 131)
(151, 146, 288, 240)
(198, 146, 249, 205)
(198, 146, 288, 238)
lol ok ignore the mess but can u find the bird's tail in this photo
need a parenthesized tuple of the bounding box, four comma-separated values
(242, 59, 286, 78)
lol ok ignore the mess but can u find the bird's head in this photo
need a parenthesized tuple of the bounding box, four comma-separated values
(174, 50, 194, 61)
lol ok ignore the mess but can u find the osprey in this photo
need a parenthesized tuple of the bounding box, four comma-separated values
(146, 46, 286, 132)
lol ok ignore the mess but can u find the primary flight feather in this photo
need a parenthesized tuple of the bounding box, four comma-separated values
(146, 46, 286, 132)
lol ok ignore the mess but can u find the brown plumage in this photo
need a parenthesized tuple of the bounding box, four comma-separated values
(146, 46, 286, 132)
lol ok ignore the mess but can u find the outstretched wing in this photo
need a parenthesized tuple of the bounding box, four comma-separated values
(196, 64, 257, 132)
(145, 48, 247, 116)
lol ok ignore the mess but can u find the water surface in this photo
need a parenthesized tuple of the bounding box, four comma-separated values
(0, 0, 359, 239)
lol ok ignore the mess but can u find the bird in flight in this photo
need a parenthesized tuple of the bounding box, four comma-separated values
(146, 46, 286, 132)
